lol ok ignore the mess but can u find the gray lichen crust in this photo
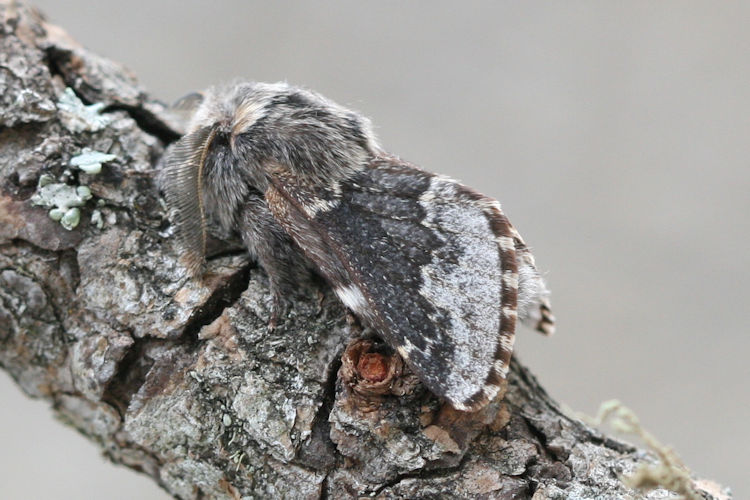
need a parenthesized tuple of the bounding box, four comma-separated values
(0, 2, 732, 500)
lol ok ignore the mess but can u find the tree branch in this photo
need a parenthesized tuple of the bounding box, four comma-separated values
(0, 3, 732, 499)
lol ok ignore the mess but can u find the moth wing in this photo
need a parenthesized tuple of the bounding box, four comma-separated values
(159, 126, 216, 276)
(265, 157, 519, 411)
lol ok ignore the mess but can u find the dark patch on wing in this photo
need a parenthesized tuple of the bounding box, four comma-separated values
(266, 156, 513, 409)
(323, 166, 450, 354)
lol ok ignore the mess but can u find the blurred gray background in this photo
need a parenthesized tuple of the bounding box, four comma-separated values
(2, 1, 748, 498)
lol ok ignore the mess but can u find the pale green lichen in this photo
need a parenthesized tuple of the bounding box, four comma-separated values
(31, 175, 93, 231)
(587, 400, 703, 500)
(38, 174, 54, 188)
(70, 149, 117, 175)
(222, 414, 232, 427)
(31, 146, 117, 229)
(60, 207, 81, 230)
(56, 87, 113, 133)
(48, 207, 66, 221)
(90, 209, 104, 229)
(76, 185, 92, 198)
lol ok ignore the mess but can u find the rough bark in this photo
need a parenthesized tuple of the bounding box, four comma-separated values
(0, 3, 733, 499)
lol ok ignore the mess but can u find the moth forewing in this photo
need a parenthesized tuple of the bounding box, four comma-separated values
(264, 159, 520, 411)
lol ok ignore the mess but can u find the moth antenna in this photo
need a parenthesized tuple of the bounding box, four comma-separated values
(194, 128, 217, 258)
(161, 125, 217, 276)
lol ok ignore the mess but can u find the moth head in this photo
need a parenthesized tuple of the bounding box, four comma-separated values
(161, 81, 380, 277)
(187, 81, 381, 185)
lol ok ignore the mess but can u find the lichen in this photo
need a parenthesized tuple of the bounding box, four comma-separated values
(70, 148, 117, 175)
(90, 209, 104, 229)
(56, 87, 113, 133)
(59, 207, 81, 230)
(30, 146, 117, 230)
(31, 175, 93, 230)
(589, 400, 703, 500)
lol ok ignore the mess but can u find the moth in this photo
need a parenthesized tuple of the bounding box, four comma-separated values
(161, 82, 554, 411)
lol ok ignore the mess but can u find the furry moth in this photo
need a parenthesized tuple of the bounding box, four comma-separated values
(160, 82, 554, 411)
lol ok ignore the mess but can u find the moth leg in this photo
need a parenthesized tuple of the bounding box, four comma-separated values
(238, 196, 310, 329)
(314, 288, 326, 316)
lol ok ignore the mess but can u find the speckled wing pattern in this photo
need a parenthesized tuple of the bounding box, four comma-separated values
(265, 156, 519, 411)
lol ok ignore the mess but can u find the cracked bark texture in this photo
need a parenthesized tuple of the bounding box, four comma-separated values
(0, 3, 733, 499)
